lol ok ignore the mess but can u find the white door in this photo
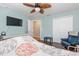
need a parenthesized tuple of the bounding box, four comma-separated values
(53, 16, 73, 43)
(28, 20, 41, 40)
(28, 20, 33, 36)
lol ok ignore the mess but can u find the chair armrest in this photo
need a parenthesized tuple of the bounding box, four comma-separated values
(62, 41, 71, 46)
(61, 38, 68, 42)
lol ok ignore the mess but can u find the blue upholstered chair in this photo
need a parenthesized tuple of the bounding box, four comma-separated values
(61, 32, 79, 49)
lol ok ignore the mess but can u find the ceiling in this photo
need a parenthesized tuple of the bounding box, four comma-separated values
(0, 3, 79, 16)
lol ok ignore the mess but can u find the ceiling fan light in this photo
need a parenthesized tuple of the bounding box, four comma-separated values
(35, 7, 40, 12)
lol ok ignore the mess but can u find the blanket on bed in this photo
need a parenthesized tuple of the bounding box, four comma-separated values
(0, 35, 79, 56)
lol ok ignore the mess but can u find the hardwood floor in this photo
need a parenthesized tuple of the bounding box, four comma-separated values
(36, 39, 64, 49)
(33, 36, 40, 41)
(53, 42, 64, 49)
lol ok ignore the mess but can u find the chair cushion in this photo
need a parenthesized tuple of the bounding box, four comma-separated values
(68, 31, 78, 36)
(68, 36, 78, 45)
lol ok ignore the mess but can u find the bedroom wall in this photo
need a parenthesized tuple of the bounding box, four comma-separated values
(40, 17, 53, 39)
(44, 9, 79, 43)
(28, 15, 53, 40)
(52, 9, 79, 32)
(25, 8, 79, 40)
(40, 9, 79, 40)
(0, 6, 28, 36)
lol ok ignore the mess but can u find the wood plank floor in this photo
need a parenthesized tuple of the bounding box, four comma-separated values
(37, 39, 64, 49)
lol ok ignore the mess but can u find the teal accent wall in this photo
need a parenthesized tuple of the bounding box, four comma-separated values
(28, 16, 53, 39)
(1, 5, 79, 40)
(40, 17, 53, 39)
(0, 6, 28, 36)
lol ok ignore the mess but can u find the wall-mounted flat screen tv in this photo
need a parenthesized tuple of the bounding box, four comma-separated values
(7, 16, 22, 26)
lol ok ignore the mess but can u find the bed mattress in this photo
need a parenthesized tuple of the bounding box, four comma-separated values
(0, 35, 79, 56)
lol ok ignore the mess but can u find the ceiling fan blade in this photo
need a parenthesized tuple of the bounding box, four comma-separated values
(23, 3, 35, 8)
(40, 9, 44, 14)
(39, 3, 51, 9)
(35, 3, 40, 7)
(31, 9, 35, 13)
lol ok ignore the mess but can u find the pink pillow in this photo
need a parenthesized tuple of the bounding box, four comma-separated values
(16, 43, 38, 56)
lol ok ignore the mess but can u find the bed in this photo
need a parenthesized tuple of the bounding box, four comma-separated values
(0, 35, 79, 56)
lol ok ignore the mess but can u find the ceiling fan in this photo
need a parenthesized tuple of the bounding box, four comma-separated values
(23, 3, 51, 14)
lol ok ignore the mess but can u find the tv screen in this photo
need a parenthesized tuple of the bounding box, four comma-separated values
(7, 16, 22, 26)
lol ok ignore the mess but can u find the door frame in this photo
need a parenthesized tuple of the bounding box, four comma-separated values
(32, 19, 41, 38)
(28, 19, 42, 39)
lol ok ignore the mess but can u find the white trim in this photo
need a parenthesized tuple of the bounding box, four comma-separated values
(27, 20, 33, 36)
(28, 19, 42, 40)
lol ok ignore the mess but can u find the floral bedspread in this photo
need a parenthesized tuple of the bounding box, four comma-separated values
(0, 35, 79, 56)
